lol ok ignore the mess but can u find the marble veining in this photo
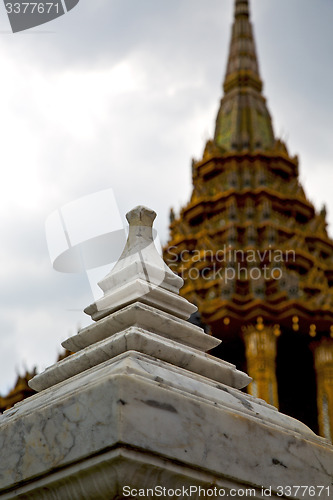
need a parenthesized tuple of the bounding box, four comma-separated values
(1, 352, 332, 499)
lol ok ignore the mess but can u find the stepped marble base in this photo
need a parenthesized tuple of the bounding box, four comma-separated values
(0, 352, 332, 499)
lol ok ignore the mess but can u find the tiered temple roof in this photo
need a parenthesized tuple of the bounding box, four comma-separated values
(164, 0, 333, 440)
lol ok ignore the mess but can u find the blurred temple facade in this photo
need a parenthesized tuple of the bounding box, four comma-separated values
(0, 350, 71, 413)
(0, 370, 36, 413)
(164, 0, 333, 440)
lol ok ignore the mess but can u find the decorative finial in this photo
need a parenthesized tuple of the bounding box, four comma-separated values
(126, 205, 156, 227)
(28, 206, 251, 395)
(121, 205, 157, 256)
(84, 205, 187, 321)
(320, 204, 327, 219)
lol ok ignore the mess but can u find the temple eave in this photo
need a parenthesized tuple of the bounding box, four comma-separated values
(194, 299, 333, 330)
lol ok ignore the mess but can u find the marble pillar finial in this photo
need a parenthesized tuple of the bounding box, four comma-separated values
(29, 205, 252, 394)
(28, 205, 254, 395)
(126, 205, 156, 227)
(84, 205, 188, 322)
(120, 206, 157, 258)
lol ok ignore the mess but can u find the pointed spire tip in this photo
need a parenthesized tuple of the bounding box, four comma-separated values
(126, 206, 156, 227)
(235, 0, 250, 18)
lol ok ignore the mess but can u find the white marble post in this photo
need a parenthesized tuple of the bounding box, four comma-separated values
(0, 206, 332, 499)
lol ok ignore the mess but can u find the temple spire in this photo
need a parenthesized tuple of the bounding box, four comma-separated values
(214, 0, 275, 152)
(235, 0, 249, 17)
(224, 0, 262, 93)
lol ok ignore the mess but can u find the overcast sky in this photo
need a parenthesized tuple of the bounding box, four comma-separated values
(0, 0, 332, 395)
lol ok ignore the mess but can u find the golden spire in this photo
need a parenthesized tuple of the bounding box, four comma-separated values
(214, 0, 275, 152)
